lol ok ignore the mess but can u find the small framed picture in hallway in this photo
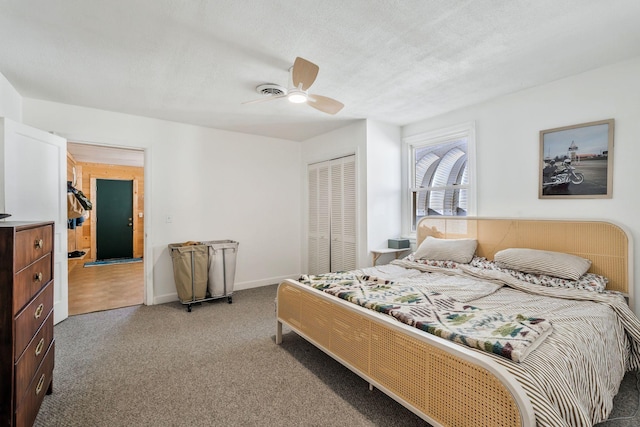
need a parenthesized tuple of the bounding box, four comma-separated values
(539, 119, 614, 199)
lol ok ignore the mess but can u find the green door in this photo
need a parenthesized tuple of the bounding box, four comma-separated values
(96, 179, 134, 260)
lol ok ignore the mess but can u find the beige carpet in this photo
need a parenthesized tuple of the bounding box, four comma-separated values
(35, 285, 638, 426)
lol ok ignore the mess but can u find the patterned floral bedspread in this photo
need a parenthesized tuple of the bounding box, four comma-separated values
(299, 272, 552, 362)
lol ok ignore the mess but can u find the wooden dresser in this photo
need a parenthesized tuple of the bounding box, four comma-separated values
(0, 221, 55, 427)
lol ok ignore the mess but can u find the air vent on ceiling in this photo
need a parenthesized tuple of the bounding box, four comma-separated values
(256, 84, 287, 96)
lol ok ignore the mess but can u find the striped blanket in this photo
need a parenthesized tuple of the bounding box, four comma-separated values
(385, 260, 640, 427)
(299, 261, 640, 426)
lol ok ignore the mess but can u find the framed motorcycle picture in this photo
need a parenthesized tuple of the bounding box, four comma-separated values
(539, 119, 614, 199)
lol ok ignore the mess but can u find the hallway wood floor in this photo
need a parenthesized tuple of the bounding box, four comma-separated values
(68, 260, 144, 316)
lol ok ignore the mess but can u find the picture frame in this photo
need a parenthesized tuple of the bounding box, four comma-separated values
(539, 119, 614, 199)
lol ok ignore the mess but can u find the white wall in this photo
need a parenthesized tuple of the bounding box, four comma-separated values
(22, 98, 302, 304)
(0, 71, 22, 122)
(366, 120, 402, 265)
(403, 57, 640, 312)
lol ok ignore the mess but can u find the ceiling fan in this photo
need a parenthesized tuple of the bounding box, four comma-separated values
(244, 57, 344, 115)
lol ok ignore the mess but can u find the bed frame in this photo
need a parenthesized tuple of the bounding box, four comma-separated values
(276, 217, 632, 427)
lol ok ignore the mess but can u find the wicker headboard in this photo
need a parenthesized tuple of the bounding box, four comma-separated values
(417, 217, 632, 302)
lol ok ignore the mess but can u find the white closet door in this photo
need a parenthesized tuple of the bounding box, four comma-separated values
(308, 155, 355, 274)
(330, 160, 344, 271)
(330, 156, 356, 272)
(341, 157, 357, 271)
(308, 162, 330, 275)
(308, 167, 319, 274)
(318, 165, 330, 272)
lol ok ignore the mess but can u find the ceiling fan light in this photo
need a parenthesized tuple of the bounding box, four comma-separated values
(288, 92, 307, 104)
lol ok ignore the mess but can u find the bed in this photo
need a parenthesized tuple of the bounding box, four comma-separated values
(275, 217, 640, 427)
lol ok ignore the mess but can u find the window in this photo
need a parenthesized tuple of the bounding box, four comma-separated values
(403, 122, 476, 234)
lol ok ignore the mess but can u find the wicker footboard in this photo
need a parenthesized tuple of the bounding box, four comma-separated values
(276, 279, 535, 427)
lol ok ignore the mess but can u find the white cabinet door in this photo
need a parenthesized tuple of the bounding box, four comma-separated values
(1, 117, 68, 324)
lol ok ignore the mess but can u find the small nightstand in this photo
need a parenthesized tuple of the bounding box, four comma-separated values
(371, 248, 410, 266)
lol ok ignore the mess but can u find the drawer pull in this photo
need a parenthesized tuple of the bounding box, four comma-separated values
(34, 239, 44, 249)
(34, 303, 44, 319)
(35, 374, 45, 395)
(34, 272, 43, 282)
(35, 338, 45, 356)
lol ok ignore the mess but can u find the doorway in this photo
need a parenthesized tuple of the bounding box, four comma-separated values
(66, 142, 145, 315)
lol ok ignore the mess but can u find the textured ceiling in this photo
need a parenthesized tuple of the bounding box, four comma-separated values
(2, 1, 640, 142)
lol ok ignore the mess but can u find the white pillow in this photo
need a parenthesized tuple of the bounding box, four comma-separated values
(413, 237, 477, 264)
(494, 248, 591, 281)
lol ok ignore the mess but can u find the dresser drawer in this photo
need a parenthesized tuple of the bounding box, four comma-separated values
(14, 282, 54, 360)
(15, 311, 54, 400)
(14, 224, 53, 272)
(14, 343, 54, 427)
(13, 254, 52, 315)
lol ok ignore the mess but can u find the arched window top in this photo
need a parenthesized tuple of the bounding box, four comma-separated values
(430, 147, 465, 188)
(415, 152, 439, 188)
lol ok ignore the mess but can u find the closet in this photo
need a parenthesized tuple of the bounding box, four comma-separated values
(308, 155, 356, 275)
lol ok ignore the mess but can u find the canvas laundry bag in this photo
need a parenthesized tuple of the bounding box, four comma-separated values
(168, 243, 208, 302)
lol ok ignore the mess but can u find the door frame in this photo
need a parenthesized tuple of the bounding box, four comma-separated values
(91, 177, 139, 260)
(61, 137, 152, 307)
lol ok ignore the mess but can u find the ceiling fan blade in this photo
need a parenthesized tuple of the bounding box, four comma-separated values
(292, 57, 319, 91)
(308, 94, 344, 115)
(242, 94, 286, 105)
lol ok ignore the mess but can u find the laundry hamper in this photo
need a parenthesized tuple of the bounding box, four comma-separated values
(202, 240, 239, 303)
(168, 243, 209, 311)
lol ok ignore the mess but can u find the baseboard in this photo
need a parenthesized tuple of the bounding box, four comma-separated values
(233, 274, 299, 291)
(152, 273, 300, 305)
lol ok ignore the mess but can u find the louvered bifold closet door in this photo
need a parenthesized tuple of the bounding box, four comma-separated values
(308, 155, 356, 274)
(341, 157, 356, 270)
(308, 163, 330, 275)
(330, 156, 356, 272)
